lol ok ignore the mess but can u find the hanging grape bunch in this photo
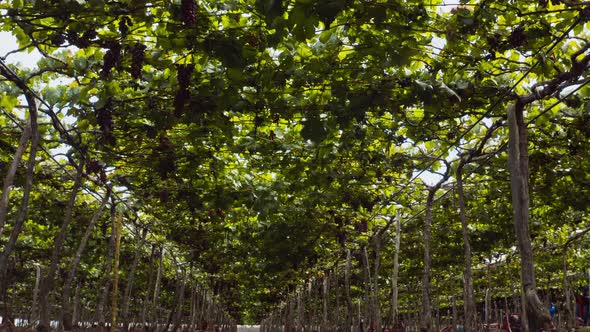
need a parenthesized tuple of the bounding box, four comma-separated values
(158, 190, 170, 203)
(96, 101, 116, 146)
(509, 26, 526, 48)
(99, 168, 107, 183)
(73, 29, 97, 48)
(85, 159, 101, 175)
(49, 32, 66, 46)
(174, 89, 190, 118)
(174, 64, 194, 117)
(84, 159, 107, 183)
(156, 135, 176, 179)
(398, 76, 412, 88)
(101, 41, 122, 78)
(177, 64, 194, 89)
(130, 43, 146, 79)
(118, 16, 132, 38)
(356, 219, 368, 233)
(65, 29, 79, 45)
(180, 0, 198, 26)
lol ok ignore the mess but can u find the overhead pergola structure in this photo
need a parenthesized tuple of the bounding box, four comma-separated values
(1, 1, 590, 331)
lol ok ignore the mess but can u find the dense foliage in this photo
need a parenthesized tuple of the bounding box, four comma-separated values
(1, 0, 590, 330)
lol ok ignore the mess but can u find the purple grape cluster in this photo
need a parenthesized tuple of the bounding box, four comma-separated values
(399, 76, 412, 87)
(85, 159, 101, 175)
(130, 43, 146, 79)
(96, 102, 116, 146)
(118, 16, 132, 37)
(66, 30, 79, 45)
(177, 64, 194, 89)
(87, 159, 107, 183)
(50, 32, 66, 46)
(355, 219, 368, 233)
(174, 64, 194, 117)
(158, 135, 174, 151)
(509, 26, 526, 48)
(156, 136, 176, 179)
(99, 169, 107, 183)
(101, 41, 122, 78)
(174, 89, 190, 117)
(85, 159, 107, 183)
(180, 0, 198, 26)
(245, 33, 259, 47)
(65, 29, 97, 48)
(157, 158, 176, 179)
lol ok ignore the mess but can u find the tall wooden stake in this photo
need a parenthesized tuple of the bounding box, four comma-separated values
(392, 210, 401, 328)
(111, 213, 122, 332)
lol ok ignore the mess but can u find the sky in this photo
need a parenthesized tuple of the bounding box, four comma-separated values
(0, 31, 42, 67)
